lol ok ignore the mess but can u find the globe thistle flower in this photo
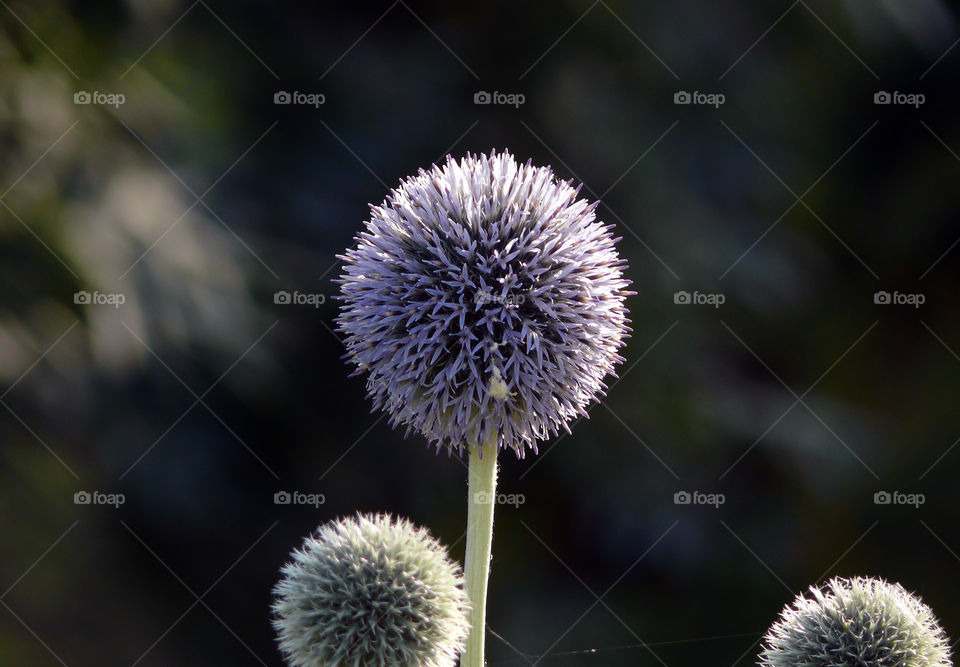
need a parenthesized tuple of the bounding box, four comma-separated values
(337, 150, 631, 457)
(272, 513, 470, 667)
(759, 576, 952, 667)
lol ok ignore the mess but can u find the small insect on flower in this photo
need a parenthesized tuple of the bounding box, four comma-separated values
(272, 514, 470, 667)
(759, 576, 952, 667)
(338, 150, 632, 457)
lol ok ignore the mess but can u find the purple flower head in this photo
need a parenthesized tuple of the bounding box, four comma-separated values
(337, 150, 631, 457)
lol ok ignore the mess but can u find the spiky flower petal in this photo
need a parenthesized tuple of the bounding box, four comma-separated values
(337, 150, 631, 457)
(759, 576, 952, 667)
(272, 514, 470, 667)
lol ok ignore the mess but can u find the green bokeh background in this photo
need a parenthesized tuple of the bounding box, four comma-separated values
(1, 1, 959, 664)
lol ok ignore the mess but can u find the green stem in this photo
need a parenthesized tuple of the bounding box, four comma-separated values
(462, 438, 498, 667)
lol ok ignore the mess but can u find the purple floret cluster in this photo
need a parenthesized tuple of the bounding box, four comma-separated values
(338, 151, 632, 457)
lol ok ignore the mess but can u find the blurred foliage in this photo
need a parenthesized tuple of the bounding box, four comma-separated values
(1, 0, 959, 664)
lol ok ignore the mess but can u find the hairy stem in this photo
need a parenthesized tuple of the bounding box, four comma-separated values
(462, 438, 498, 667)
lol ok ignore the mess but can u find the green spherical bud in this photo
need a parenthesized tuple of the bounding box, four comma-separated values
(760, 576, 952, 667)
(272, 513, 470, 667)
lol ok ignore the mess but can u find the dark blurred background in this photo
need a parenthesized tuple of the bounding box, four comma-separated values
(1, 1, 959, 664)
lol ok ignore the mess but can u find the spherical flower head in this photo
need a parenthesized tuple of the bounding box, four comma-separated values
(759, 576, 952, 667)
(272, 513, 470, 667)
(337, 150, 632, 457)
